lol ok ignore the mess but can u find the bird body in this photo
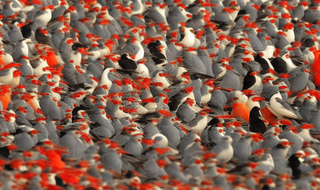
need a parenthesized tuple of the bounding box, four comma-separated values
(158, 116, 181, 148)
(233, 133, 254, 164)
(253, 153, 274, 175)
(32, 6, 54, 30)
(210, 136, 233, 165)
(269, 92, 302, 120)
(231, 102, 250, 122)
(12, 39, 32, 61)
(9, 22, 24, 44)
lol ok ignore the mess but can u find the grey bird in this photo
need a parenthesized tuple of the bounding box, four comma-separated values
(165, 161, 188, 183)
(147, 3, 169, 25)
(39, 93, 62, 121)
(252, 153, 274, 175)
(197, 47, 215, 77)
(51, 26, 66, 49)
(14, 127, 38, 151)
(59, 129, 88, 158)
(186, 9, 209, 31)
(279, 126, 304, 156)
(18, 56, 33, 77)
(167, 5, 192, 26)
(181, 50, 207, 74)
(289, 69, 310, 92)
(100, 148, 123, 174)
(45, 119, 60, 145)
(62, 60, 86, 90)
(291, 1, 308, 21)
(270, 139, 293, 174)
(12, 39, 33, 61)
(232, 132, 255, 164)
(90, 105, 115, 136)
(2, 1, 21, 17)
(303, 4, 320, 23)
(32, 121, 48, 142)
(218, 69, 242, 91)
(207, 89, 228, 115)
(181, 110, 211, 134)
(210, 136, 234, 165)
(30, 5, 54, 31)
(94, 18, 111, 40)
(12, 94, 36, 126)
(9, 22, 24, 44)
(158, 116, 182, 148)
(59, 38, 75, 62)
(51, 1, 69, 20)
(123, 135, 143, 157)
(183, 160, 204, 185)
(176, 98, 197, 123)
(261, 20, 279, 38)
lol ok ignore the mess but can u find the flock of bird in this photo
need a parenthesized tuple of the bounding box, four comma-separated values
(1, 0, 320, 189)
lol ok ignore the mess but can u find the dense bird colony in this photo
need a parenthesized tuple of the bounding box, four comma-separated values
(1, 0, 320, 189)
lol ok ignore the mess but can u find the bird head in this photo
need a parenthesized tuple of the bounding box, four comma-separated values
(301, 124, 314, 129)
(251, 133, 266, 142)
(156, 159, 166, 168)
(262, 76, 274, 84)
(280, 141, 294, 147)
(41, 5, 54, 11)
(249, 71, 260, 76)
(182, 98, 193, 106)
(242, 89, 255, 96)
(158, 110, 174, 117)
(246, 162, 259, 169)
(183, 87, 194, 93)
(226, 121, 242, 128)
(252, 148, 269, 156)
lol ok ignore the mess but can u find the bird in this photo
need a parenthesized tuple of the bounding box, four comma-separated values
(268, 92, 301, 121)
(31, 5, 54, 31)
(231, 102, 250, 122)
(13, 127, 39, 151)
(242, 71, 263, 95)
(12, 38, 33, 61)
(147, 40, 167, 66)
(59, 38, 75, 62)
(117, 53, 138, 70)
(39, 93, 62, 121)
(178, 26, 197, 48)
(168, 86, 195, 112)
(35, 27, 55, 48)
(232, 132, 257, 164)
(31, 55, 52, 78)
(147, 3, 168, 26)
(249, 106, 268, 134)
(61, 60, 86, 90)
(289, 68, 310, 92)
(210, 136, 234, 165)
(288, 150, 314, 178)
(157, 114, 182, 148)
(118, 37, 144, 62)
(251, 151, 275, 175)
(279, 126, 304, 155)
(270, 139, 294, 175)
(180, 109, 212, 134)
(9, 21, 24, 44)
(165, 161, 188, 183)
(123, 135, 143, 157)
(0, 63, 22, 87)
